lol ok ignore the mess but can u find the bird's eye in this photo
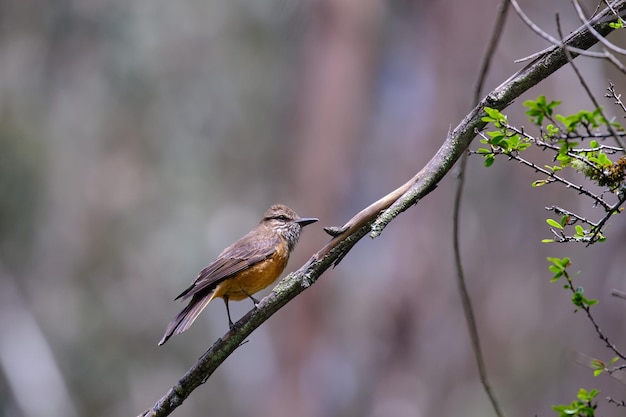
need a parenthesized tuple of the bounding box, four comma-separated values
(275, 215, 289, 221)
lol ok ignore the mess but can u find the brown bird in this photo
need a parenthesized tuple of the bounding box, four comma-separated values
(159, 204, 318, 345)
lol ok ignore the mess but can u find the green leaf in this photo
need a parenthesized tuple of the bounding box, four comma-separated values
(544, 164, 562, 172)
(489, 135, 504, 146)
(590, 358, 604, 370)
(483, 107, 506, 124)
(542, 239, 555, 243)
(546, 124, 560, 136)
(523, 98, 538, 107)
(547, 256, 562, 266)
(547, 218, 563, 229)
(577, 388, 599, 401)
(572, 292, 584, 307)
(597, 152, 612, 167)
(550, 271, 563, 282)
(548, 256, 563, 264)
(549, 265, 562, 274)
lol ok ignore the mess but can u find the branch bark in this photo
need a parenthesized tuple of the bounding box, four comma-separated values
(139, 3, 623, 416)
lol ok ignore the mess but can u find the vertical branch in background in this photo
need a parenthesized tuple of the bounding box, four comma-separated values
(452, 1, 509, 417)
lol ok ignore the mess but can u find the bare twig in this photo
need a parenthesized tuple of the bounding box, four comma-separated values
(574, 0, 626, 56)
(586, 192, 626, 243)
(571, 143, 624, 152)
(606, 82, 626, 113)
(607, 397, 626, 407)
(514, 0, 626, 76)
(511, 0, 609, 58)
(603, 0, 626, 24)
(604, 51, 626, 74)
(556, 11, 626, 151)
(611, 288, 626, 299)
(453, 1, 509, 417)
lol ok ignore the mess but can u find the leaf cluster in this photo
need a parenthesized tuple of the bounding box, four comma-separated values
(552, 388, 599, 417)
(478, 107, 531, 167)
(476, 94, 626, 244)
(547, 257, 598, 309)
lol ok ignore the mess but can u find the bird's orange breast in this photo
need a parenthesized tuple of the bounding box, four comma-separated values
(210, 239, 290, 301)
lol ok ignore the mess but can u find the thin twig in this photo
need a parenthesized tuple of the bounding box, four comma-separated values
(610, 288, 626, 299)
(510, 0, 609, 58)
(610, 363, 626, 372)
(453, 1, 509, 417)
(514, 0, 626, 77)
(556, 11, 626, 151)
(603, 0, 626, 24)
(604, 51, 626, 74)
(574, 0, 626, 56)
(606, 82, 626, 113)
(586, 192, 626, 243)
(545, 206, 599, 227)
(607, 397, 626, 407)
(562, 269, 626, 361)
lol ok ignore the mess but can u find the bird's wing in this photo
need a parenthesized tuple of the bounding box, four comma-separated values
(174, 230, 281, 300)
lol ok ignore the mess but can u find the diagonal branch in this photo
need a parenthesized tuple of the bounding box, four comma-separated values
(138, 2, 623, 416)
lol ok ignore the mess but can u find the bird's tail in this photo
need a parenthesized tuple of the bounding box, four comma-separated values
(158, 294, 213, 345)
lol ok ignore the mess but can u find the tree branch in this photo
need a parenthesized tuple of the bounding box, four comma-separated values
(139, 3, 623, 416)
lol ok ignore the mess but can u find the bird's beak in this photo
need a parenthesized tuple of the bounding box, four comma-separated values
(295, 217, 318, 227)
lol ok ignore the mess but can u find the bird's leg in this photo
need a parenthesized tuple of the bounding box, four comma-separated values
(223, 296, 235, 329)
(238, 286, 260, 307)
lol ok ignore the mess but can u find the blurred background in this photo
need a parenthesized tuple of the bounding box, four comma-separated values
(1, 0, 625, 416)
